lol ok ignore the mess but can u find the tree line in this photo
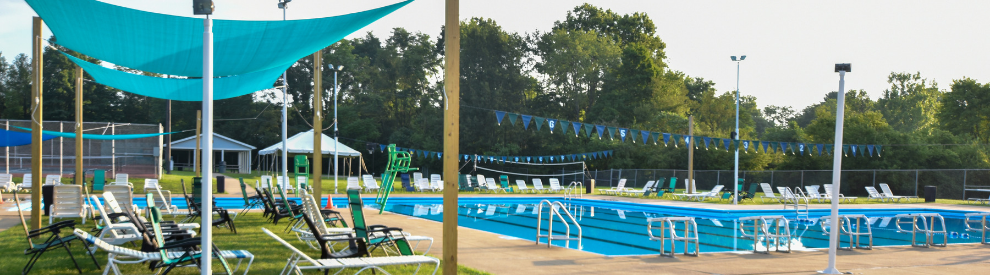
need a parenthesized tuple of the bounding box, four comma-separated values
(1, 4, 988, 175)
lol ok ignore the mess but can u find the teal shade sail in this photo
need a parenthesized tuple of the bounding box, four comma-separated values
(28, 0, 414, 77)
(0, 129, 56, 147)
(11, 126, 181, 140)
(63, 52, 288, 101)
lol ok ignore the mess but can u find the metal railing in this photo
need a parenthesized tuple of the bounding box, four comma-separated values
(535, 200, 582, 249)
(563, 181, 583, 200)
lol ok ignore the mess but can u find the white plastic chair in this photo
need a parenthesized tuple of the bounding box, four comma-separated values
(51, 185, 88, 224)
(362, 175, 380, 192)
(143, 178, 161, 193)
(44, 174, 63, 185)
(17, 173, 33, 192)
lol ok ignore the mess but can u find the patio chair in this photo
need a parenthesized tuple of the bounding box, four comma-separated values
(112, 173, 133, 190)
(142, 178, 162, 193)
(271, 184, 304, 227)
(347, 176, 363, 190)
(416, 177, 434, 192)
(673, 185, 724, 201)
(0, 173, 14, 192)
(739, 183, 759, 201)
(865, 186, 885, 202)
(804, 185, 828, 203)
(238, 178, 263, 216)
(296, 175, 313, 194)
(88, 195, 144, 246)
(602, 179, 629, 195)
(431, 174, 444, 192)
(474, 175, 489, 192)
(485, 177, 506, 193)
(879, 183, 919, 202)
(759, 183, 781, 203)
(516, 179, 535, 193)
(13, 191, 100, 274)
(412, 172, 425, 190)
(105, 184, 140, 214)
(662, 177, 677, 193)
(363, 174, 381, 193)
(499, 175, 513, 193)
(276, 175, 294, 193)
(532, 178, 548, 193)
(967, 194, 990, 204)
(624, 181, 656, 196)
(45, 174, 63, 185)
(457, 174, 471, 191)
(91, 169, 106, 193)
(262, 227, 439, 275)
(51, 184, 89, 225)
(548, 178, 564, 193)
(345, 189, 434, 256)
(823, 184, 857, 203)
(260, 175, 273, 190)
(17, 173, 33, 192)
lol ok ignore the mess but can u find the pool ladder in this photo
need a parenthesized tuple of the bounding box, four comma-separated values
(563, 181, 584, 200)
(784, 187, 810, 220)
(819, 214, 873, 250)
(536, 200, 582, 249)
(894, 213, 947, 248)
(738, 215, 792, 254)
(965, 213, 990, 244)
(647, 217, 699, 257)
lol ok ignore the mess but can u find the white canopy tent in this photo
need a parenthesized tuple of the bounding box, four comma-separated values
(258, 129, 360, 156)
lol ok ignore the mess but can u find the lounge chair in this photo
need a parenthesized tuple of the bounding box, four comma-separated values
(416, 176, 434, 192)
(276, 176, 294, 193)
(112, 173, 132, 190)
(12, 192, 100, 274)
(346, 190, 434, 255)
(548, 178, 564, 193)
(624, 181, 656, 196)
(430, 174, 443, 192)
(516, 179, 535, 193)
(91, 170, 106, 193)
(485, 177, 505, 193)
(263, 227, 439, 275)
(778, 187, 810, 205)
(879, 183, 919, 202)
(88, 195, 144, 246)
(44, 174, 63, 185)
(662, 177, 676, 193)
(499, 175, 513, 192)
(238, 178, 263, 216)
(759, 183, 781, 203)
(51, 184, 89, 225)
(296, 192, 360, 257)
(602, 179, 629, 195)
(413, 172, 425, 190)
(865, 186, 885, 202)
(673, 185, 724, 201)
(823, 184, 857, 202)
(296, 175, 314, 193)
(739, 183, 759, 201)
(804, 185, 828, 203)
(260, 175, 273, 190)
(363, 174, 380, 193)
(0, 173, 14, 192)
(474, 175, 489, 192)
(104, 185, 140, 214)
(347, 177, 363, 190)
(142, 178, 161, 193)
(968, 194, 990, 205)
(532, 178, 548, 193)
(17, 173, 33, 192)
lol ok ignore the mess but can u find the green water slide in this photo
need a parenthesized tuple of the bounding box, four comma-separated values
(375, 144, 417, 214)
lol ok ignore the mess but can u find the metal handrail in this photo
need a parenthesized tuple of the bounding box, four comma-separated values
(895, 213, 947, 247)
(965, 213, 990, 244)
(564, 181, 584, 200)
(535, 199, 583, 249)
(819, 214, 873, 250)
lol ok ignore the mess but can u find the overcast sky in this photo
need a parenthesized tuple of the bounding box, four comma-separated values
(1, 0, 988, 111)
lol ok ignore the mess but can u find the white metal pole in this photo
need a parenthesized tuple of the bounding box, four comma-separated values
(333, 69, 339, 194)
(823, 69, 847, 275)
(280, 7, 290, 196)
(200, 15, 214, 275)
(733, 60, 740, 205)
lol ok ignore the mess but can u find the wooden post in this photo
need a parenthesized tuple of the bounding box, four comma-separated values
(195, 110, 202, 177)
(30, 16, 43, 230)
(442, 0, 460, 273)
(74, 67, 83, 186)
(312, 50, 323, 199)
(687, 115, 694, 193)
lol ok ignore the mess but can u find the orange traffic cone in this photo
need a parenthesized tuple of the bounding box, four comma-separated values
(324, 194, 334, 209)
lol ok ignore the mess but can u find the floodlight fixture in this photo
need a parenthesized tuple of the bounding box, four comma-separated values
(834, 63, 851, 72)
(278, 0, 291, 9)
(193, 0, 214, 15)
(731, 56, 737, 61)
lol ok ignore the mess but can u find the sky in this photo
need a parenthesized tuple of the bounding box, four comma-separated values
(1, 0, 988, 111)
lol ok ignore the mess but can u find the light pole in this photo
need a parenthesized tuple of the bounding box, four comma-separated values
(278, 0, 291, 195)
(328, 64, 342, 193)
(822, 63, 851, 275)
(193, 0, 215, 273)
(730, 55, 745, 205)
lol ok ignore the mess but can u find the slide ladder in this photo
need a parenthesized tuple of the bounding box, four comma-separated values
(536, 200, 582, 249)
(374, 144, 417, 214)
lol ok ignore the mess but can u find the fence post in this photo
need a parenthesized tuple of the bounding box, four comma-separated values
(872, 170, 876, 187)
(963, 169, 968, 200)
(801, 171, 805, 188)
(770, 170, 774, 187)
(634, 169, 639, 187)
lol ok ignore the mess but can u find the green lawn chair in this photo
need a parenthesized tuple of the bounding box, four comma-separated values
(663, 177, 677, 193)
(499, 175, 514, 193)
(740, 183, 759, 201)
(147, 202, 235, 274)
(238, 178, 263, 216)
(458, 174, 470, 191)
(346, 189, 418, 256)
(91, 169, 105, 193)
(720, 191, 733, 201)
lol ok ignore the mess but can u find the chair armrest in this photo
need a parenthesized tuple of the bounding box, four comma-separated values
(161, 237, 202, 250)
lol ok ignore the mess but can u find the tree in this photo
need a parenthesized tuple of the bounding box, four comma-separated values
(939, 78, 990, 142)
(532, 29, 620, 120)
(876, 72, 942, 133)
(763, 105, 795, 128)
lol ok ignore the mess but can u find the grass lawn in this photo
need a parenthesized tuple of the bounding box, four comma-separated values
(0, 214, 489, 274)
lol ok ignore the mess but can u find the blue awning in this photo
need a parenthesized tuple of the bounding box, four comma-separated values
(63, 52, 288, 101)
(0, 129, 56, 147)
(27, 0, 414, 77)
(11, 126, 180, 140)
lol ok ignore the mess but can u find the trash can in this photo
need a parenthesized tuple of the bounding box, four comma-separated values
(218, 161, 226, 173)
(216, 175, 225, 194)
(42, 185, 54, 216)
(586, 179, 595, 194)
(924, 186, 936, 202)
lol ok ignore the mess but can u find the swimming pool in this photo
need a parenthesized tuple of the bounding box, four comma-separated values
(372, 197, 987, 256)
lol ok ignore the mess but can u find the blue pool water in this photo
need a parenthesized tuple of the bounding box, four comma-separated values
(369, 197, 987, 256)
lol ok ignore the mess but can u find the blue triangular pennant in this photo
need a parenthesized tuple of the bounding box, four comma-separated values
(663, 133, 671, 147)
(547, 119, 558, 133)
(538, 156, 544, 163)
(743, 140, 749, 152)
(522, 115, 533, 130)
(875, 145, 882, 157)
(817, 144, 823, 156)
(572, 122, 582, 137)
(619, 128, 628, 142)
(723, 139, 730, 151)
(704, 137, 712, 150)
(642, 130, 651, 144)
(501, 156, 507, 163)
(380, 144, 387, 152)
(438, 152, 442, 158)
(851, 145, 858, 157)
(526, 157, 531, 163)
(867, 145, 874, 157)
(596, 125, 606, 139)
(799, 143, 806, 155)
(685, 136, 691, 146)
(495, 111, 506, 125)
(762, 141, 770, 154)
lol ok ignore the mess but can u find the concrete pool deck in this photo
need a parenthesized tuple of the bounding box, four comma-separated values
(364, 193, 990, 274)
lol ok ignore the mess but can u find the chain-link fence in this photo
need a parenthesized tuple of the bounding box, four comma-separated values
(589, 168, 990, 200)
(2, 120, 163, 179)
